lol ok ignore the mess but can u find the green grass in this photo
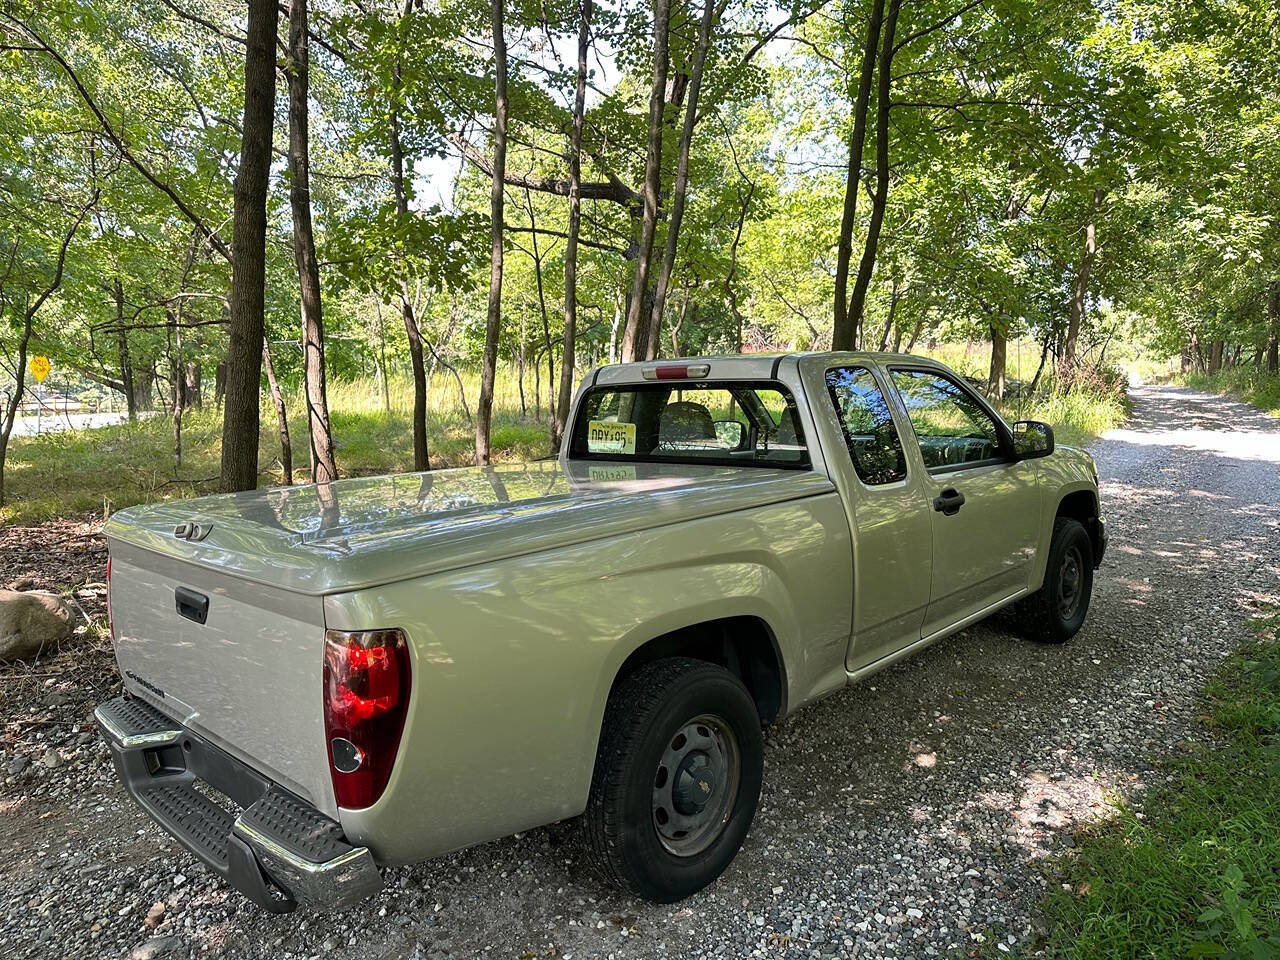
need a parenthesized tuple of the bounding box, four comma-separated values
(1, 365, 551, 524)
(1183, 368, 1280, 420)
(1041, 611, 1280, 959)
(922, 340, 1130, 447)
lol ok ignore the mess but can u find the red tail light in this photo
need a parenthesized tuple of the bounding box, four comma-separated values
(322, 628, 410, 810)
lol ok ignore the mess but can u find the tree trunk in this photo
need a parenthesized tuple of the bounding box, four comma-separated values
(904, 317, 925, 353)
(524, 189, 555, 425)
(1208, 339, 1224, 373)
(1267, 280, 1279, 375)
(1062, 187, 1104, 382)
(112, 278, 137, 420)
(552, 0, 591, 453)
(287, 0, 338, 484)
(517, 311, 527, 418)
(391, 0, 429, 470)
(831, 0, 886, 351)
(131, 367, 156, 413)
(168, 309, 183, 470)
(845, 0, 901, 340)
(214, 361, 227, 406)
(877, 277, 899, 351)
(646, 0, 718, 359)
(262, 340, 293, 485)
(475, 0, 508, 465)
(727, 188, 752, 353)
(220, 0, 278, 492)
(0, 311, 34, 508)
(183, 362, 202, 409)
(1028, 330, 1052, 394)
(619, 0, 671, 363)
(988, 322, 1007, 400)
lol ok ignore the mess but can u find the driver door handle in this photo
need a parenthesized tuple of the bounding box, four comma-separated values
(933, 488, 965, 516)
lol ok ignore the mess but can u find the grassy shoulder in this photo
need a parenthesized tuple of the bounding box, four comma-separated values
(2, 369, 549, 523)
(1182, 368, 1280, 419)
(0, 352, 1130, 524)
(1041, 611, 1280, 959)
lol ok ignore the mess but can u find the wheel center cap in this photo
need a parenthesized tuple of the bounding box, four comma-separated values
(673, 752, 716, 815)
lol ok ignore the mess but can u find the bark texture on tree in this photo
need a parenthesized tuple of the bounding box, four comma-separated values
(183, 362, 202, 409)
(287, 0, 338, 484)
(619, 0, 671, 363)
(1208, 339, 1224, 373)
(845, 0, 901, 343)
(552, 0, 591, 453)
(831, 0, 886, 351)
(988, 322, 1007, 399)
(1062, 187, 1104, 382)
(391, 0, 429, 471)
(220, 0, 278, 492)
(475, 0, 508, 465)
(169, 309, 183, 470)
(524, 189, 555, 421)
(645, 0, 719, 359)
(262, 340, 293, 485)
(111, 278, 137, 421)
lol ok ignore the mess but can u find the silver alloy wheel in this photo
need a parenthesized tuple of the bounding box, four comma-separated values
(651, 713, 741, 857)
(1057, 544, 1084, 620)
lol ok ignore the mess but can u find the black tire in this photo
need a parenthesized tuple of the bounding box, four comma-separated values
(583, 657, 764, 903)
(1017, 516, 1094, 643)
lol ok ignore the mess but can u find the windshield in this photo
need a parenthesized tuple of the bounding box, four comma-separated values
(569, 382, 810, 468)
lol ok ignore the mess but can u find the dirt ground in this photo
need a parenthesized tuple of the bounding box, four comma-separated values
(1, 384, 1278, 960)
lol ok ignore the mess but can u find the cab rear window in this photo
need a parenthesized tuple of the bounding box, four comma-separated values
(569, 382, 810, 468)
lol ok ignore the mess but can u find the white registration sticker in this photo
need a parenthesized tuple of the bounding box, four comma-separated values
(587, 420, 636, 455)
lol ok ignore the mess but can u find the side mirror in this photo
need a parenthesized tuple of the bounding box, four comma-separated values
(714, 420, 747, 449)
(1011, 420, 1055, 460)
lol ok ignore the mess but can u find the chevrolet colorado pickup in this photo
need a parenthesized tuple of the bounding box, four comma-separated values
(95, 352, 1105, 912)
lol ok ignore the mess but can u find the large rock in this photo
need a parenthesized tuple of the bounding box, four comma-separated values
(0, 590, 76, 663)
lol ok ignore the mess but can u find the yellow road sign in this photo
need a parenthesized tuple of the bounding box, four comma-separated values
(30, 355, 51, 384)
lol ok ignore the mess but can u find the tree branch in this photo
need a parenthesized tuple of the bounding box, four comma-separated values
(451, 133, 640, 207)
(892, 0, 987, 55)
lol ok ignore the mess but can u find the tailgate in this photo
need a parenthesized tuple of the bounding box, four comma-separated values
(107, 539, 336, 818)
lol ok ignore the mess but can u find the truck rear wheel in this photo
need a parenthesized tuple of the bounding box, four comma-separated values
(1017, 517, 1094, 643)
(584, 657, 763, 902)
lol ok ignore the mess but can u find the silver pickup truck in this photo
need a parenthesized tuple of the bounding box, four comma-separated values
(95, 352, 1105, 912)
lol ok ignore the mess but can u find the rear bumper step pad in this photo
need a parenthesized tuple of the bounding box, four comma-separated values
(95, 695, 381, 913)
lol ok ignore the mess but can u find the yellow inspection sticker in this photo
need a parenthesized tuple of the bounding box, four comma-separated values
(587, 420, 636, 454)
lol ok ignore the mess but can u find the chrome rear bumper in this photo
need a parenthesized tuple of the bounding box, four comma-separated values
(95, 696, 381, 913)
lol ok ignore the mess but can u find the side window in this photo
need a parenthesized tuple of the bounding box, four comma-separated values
(890, 369, 1003, 470)
(825, 367, 908, 485)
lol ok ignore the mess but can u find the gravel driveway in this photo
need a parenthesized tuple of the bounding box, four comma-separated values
(2, 383, 1278, 960)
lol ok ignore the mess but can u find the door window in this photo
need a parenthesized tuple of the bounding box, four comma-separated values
(890, 370, 1005, 470)
(825, 367, 908, 485)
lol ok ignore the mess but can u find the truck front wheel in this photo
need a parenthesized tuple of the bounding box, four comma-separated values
(584, 657, 764, 902)
(1018, 516, 1094, 643)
